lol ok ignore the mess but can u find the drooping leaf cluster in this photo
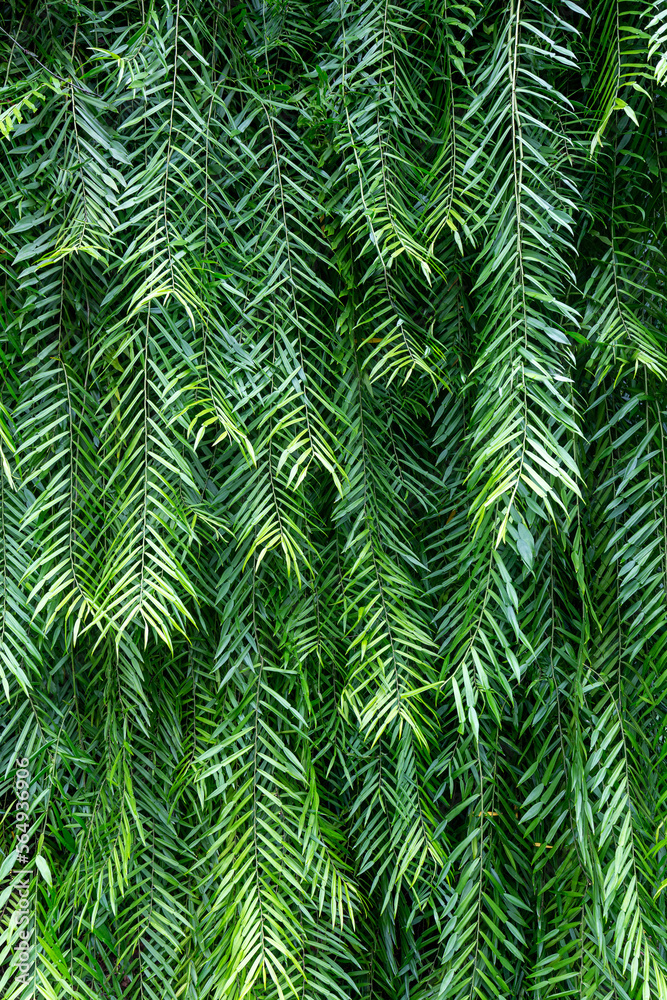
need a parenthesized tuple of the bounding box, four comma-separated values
(1, 1, 667, 998)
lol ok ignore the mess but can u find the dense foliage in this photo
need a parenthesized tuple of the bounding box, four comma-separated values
(1, 0, 667, 997)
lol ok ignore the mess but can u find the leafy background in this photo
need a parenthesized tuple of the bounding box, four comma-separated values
(1, 0, 667, 997)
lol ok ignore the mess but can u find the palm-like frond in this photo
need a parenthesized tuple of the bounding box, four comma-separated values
(2, 1, 667, 999)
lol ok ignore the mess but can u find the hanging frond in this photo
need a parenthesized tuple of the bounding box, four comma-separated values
(1, 2, 667, 999)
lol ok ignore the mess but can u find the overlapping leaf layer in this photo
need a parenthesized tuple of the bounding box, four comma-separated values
(1, 1, 667, 997)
